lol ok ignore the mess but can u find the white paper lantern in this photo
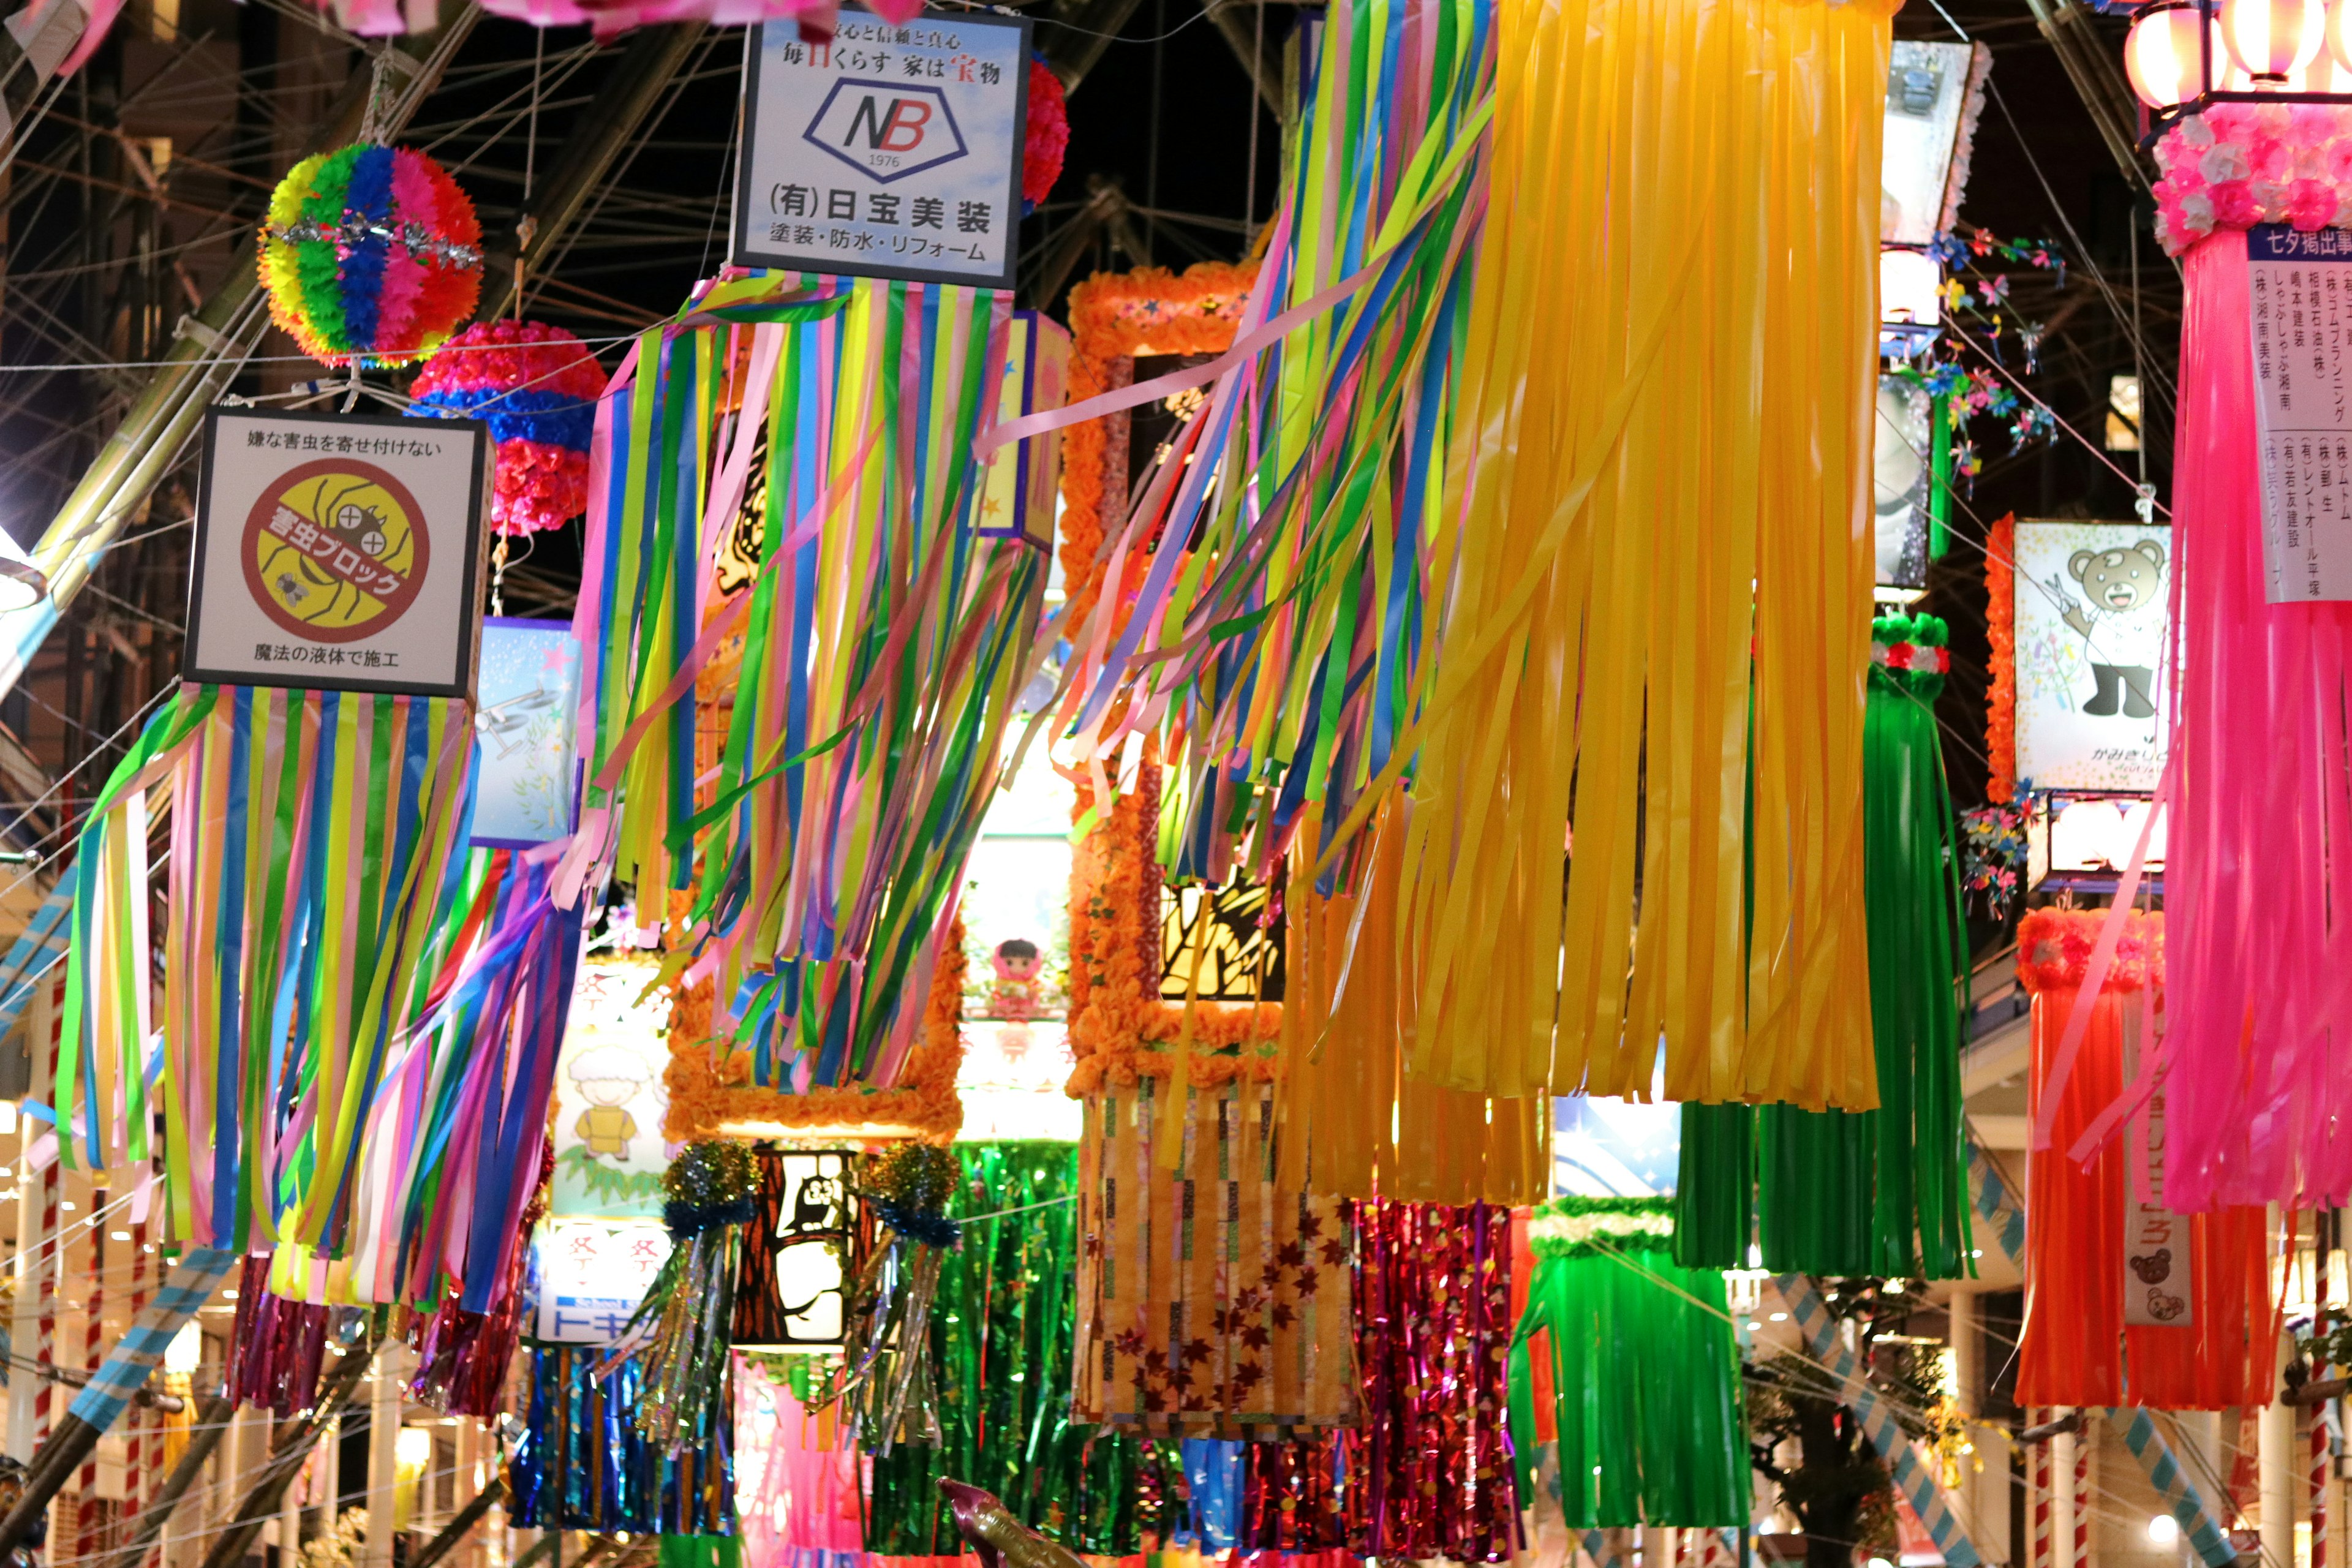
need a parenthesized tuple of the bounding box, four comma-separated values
(2220, 0, 2324, 84)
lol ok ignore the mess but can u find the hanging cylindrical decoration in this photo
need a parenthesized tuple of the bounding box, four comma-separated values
(1672, 614, 1971, 1278)
(2126, 3, 2215, 107)
(620, 1140, 759, 1451)
(2151, 111, 2352, 1205)
(1509, 1198, 1749, 1528)
(407, 321, 606, 534)
(1073, 1076, 1357, 1438)
(259, 144, 483, 368)
(2014, 910, 2278, 1409)
(1022, 58, 1068, 214)
(2218, 0, 2323, 82)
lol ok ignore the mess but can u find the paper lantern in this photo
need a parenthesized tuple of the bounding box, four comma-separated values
(1023, 56, 1068, 214)
(260, 143, 482, 368)
(2126, 3, 2217, 106)
(2219, 0, 2323, 83)
(407, 320, 606, 535)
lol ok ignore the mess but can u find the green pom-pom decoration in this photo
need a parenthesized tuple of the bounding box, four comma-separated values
(662, 1140, 759, 1236)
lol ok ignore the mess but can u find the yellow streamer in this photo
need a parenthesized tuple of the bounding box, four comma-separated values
(1393, 0, 1891, 1109)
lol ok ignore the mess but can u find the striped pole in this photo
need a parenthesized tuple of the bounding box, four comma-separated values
(124, 1218, 151, 1521)
(2071, 1414, 2093, 1568)
(76, 1226, 106, 1564)
(1774, 1275, 1983, 1568)
(1584, 1529, 1627, 1568)
(2032, 1410, 2054, 1568)
(1969, 1145, 2237, 1566)
(2114, 1408, 2237, 1567)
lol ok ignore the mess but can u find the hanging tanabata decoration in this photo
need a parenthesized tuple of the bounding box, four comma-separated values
(1509, 1198, 1749, 1528)
(408, 320, 608, 534)
(564, 270, 1056, 1120)
(2013, 909, 2277, 1409)
(1073, 1076, 1355, 1437)
(511, 1345, 734, 1534)
(2144, 105, 2352, 1207)
(1674, 614, 1971, 1278)
(1022, 58, 1068, 214)
(260, 144, 483, 368)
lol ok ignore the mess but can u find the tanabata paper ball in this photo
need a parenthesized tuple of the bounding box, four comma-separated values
(1023, 57, 1068, 215)
(260, 143, 483, 368)
(407, 320, 608, 535)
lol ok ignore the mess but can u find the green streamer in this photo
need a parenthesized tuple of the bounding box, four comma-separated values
(1673, 614, 1972, 1280)
(1510, 1197, 1749, 1528)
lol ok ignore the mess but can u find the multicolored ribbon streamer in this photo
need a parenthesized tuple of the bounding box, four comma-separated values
(58, 684, 477, 1258)
(565, 271, 1049, 1094)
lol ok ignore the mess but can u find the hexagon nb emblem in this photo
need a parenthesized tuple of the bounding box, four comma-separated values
(802, 78, 968, 184)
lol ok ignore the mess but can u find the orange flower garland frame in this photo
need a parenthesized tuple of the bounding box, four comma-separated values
(1986, 511, 2017, 802)
(660, 639, 965, 1143)
(1058, 263, 1275, 1095)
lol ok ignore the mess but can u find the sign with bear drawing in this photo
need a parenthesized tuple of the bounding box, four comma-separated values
(2013, 519, 2172, 794)
(186, 407, 491, 699)
(2122, 1022, 2192, 1327)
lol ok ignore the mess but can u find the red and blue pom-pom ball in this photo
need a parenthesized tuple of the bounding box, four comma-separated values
(405, 320, 607, 536)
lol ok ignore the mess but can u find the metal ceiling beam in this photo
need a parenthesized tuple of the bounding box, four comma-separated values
(2021, 0, 2156, 198)
(0, 7, 484, 703)
(475, 21, 708, 322)
(1038, 0, 1150, 92)
(1204, 0, 1282, 116)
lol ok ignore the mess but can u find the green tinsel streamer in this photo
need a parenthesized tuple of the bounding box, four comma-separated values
(1673, 614, 1972, 1280)
(1510, 1197, 1749, 1527)
(862, 1143, 1148, 1556)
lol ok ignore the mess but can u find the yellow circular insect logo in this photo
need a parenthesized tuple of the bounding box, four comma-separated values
(241, 459, 431, 643)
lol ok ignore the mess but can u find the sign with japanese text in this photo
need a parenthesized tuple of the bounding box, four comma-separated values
(535, 1219, 673, 1343)
(2248, 225, 2352, 601)
(734, 4, 1030, 288)
(187, 407, 489, 698)
(2121, 1022, 2192, 1327)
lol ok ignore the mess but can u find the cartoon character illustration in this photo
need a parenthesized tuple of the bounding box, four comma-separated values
(781, 1173, 843, 1241)
(2147, 1291, 2188, 1321)
(2128, 1248, 2173, 1284)
(568, 1044, 654, 1160)
(2052, 539, 2165, 719)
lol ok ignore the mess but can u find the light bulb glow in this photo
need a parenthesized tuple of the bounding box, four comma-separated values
(2221, 0, 2324, 83)
(2149, 1516, 2182, 1547)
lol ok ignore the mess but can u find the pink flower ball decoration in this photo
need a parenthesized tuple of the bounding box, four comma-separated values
(407, 320, 607, 536)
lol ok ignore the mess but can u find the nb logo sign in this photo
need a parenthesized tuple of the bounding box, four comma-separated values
(804, 79, 968, 183)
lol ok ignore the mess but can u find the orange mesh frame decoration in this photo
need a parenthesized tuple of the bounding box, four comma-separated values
(662, 637, 967, 1144)
(1059, 266, 1283, 1102)
(2014, 908, 2275, 1409)
(1057, 265, 1544, 1204)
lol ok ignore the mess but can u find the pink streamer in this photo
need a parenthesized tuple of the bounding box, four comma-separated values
(2166, 234, 2352, 1207)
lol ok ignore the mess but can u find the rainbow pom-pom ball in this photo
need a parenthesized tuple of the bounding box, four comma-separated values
(260, 143, 483, 369)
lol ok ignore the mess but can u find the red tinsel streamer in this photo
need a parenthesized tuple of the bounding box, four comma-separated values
(1238, 1201, 1520, 1563)
(222, 1256, 334, 1417)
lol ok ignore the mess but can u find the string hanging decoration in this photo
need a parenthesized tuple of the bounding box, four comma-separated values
(813, 1142, 963, 1455)
(259, 143, 483, 368)
(407, 320, 607, 534)
(615, 1139, 760, 1452)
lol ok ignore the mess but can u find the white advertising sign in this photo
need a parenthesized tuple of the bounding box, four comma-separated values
(734, 4, 1031, 288)
(2012, 519, 2171, 793)
(2248, 225, 2352, 600)
(535, 1219, 673, 1343)
(187, 407, 490, 698)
